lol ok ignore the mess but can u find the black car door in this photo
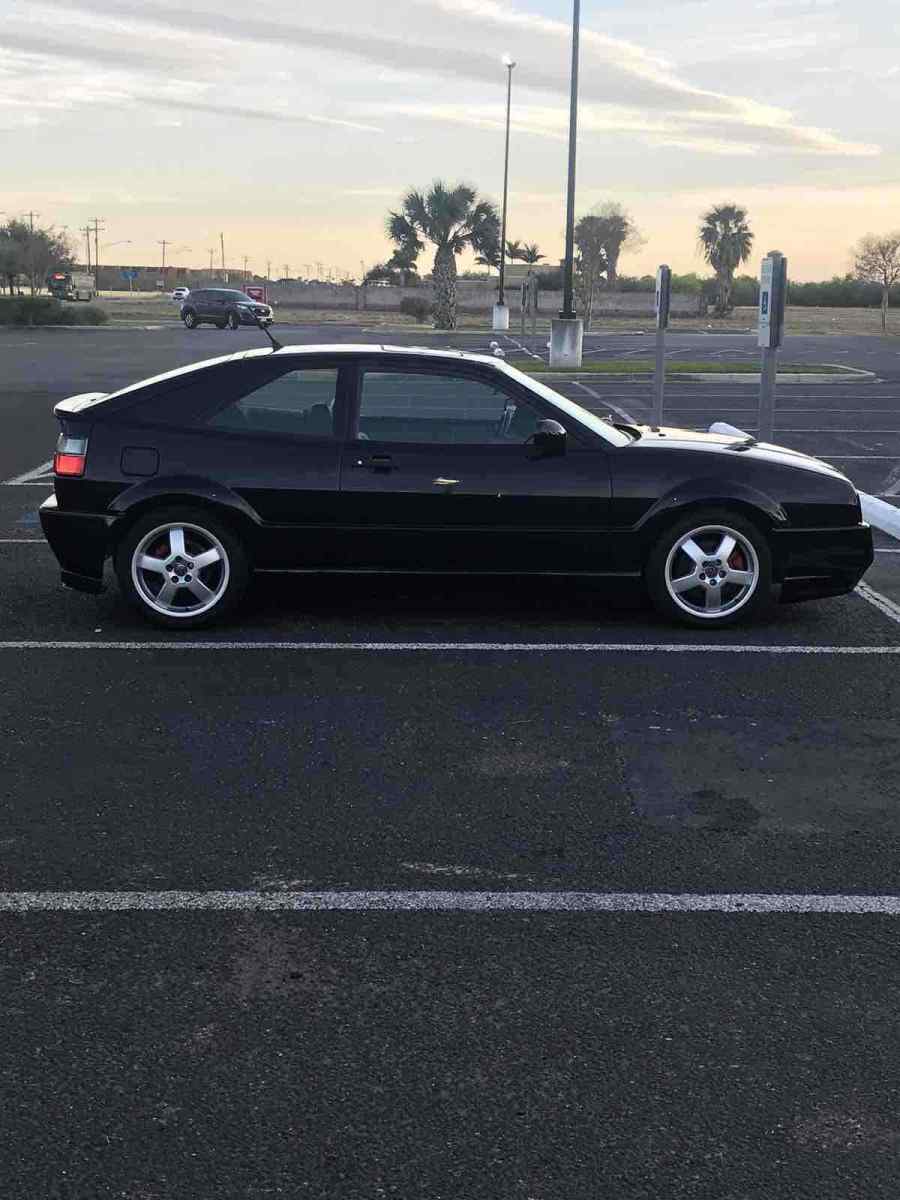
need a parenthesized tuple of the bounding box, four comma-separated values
(338, 359, 612, 571)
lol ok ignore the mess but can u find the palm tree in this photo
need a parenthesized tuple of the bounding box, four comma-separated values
(520, 243, 545, 264)
(387, 182, 499, 329)
(698, 204, 754, 316)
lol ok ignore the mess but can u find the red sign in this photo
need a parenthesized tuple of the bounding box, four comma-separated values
(244, 285, 267, 302)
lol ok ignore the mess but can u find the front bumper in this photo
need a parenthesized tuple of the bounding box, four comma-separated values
(773, 522, 873, 602)
(39, 494, 111, 593)
(239, 309, 273, 325)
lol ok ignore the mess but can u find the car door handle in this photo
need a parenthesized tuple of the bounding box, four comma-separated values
(432, 477, 460, 488)
(354, 454, 394, 472)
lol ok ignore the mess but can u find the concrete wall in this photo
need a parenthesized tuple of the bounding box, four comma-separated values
(266, 281, 703, 317)
(93, 265, 702, 317)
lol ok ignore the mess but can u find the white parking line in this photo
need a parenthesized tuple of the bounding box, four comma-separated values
(573, 381, 639, 424)
(0, 539, 44, 543)
(0, 890, 898, 913)
(2, 461, 53, 486)
(0, 640, 898, 653)
(856, 581, 900, 625)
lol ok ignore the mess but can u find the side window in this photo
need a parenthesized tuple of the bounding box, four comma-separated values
(358, 370, 540, 445)
(206, 368, 339, 438)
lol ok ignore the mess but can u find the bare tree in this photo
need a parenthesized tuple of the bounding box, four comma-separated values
(574, 215, 608, 331)
(852, 232, 900, 332)
(590, 202, 643, 289)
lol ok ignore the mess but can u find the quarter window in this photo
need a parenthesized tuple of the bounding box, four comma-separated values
(358, 370, 541, 445)
(206, 368, 339, 438)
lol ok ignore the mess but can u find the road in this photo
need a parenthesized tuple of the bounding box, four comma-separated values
(2, 323, 900, 1198)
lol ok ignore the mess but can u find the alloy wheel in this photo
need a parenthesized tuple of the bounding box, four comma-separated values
(664, 523, 759, 620)
(131, 522, 230, 618)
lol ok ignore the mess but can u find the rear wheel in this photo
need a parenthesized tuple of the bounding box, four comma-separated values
(115, 508, 250, 629)
(227, 311, 241, 330)
(215, 320, 227, 330)
(183, 309, 199, 329)
(646, 508, 773, 628)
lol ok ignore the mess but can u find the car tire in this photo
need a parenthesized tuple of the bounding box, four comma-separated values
(115, 507, 250, 629)
(215, 320, 227, 330)
(227, 311, 241, 330)
(646, 507, 774, 628)
(183, 309, 199, 329)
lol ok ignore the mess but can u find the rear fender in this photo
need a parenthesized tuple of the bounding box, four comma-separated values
(107, 475, 262, 549)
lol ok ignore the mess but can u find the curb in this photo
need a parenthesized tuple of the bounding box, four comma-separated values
(529, 370, 874, 384)
(861, 494, 900, 542)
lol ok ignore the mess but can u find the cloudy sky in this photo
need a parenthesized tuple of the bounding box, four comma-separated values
(3, 0, 897, 280)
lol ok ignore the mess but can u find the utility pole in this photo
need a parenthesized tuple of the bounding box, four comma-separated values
(315, 261, 323, 280)
(283, 263, 289, 281)
(157, 239, 170, 280)
(83, 225, 92, 272)
(25, 210, 39, 296)
(91, 218, 106, 296)
(207, 248, 214, 276)
(242, 254, 249, 282)
(266, 259, 271, 281)
(220, 232, 226, 283)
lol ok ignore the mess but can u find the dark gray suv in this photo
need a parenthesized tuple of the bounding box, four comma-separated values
(180, 289, 274, 330)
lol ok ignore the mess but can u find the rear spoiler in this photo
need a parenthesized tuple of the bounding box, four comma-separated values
(53, 392, 108, 417)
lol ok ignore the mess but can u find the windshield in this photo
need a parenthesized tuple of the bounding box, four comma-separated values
(498, 362, 632, 447)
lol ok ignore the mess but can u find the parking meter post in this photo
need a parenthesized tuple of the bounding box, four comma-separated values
(759, 347, 777, 442)
(758, 251, 787, 444)
(652, 264, 671, 428)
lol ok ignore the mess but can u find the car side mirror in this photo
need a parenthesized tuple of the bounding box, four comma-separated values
(527, 419, 567, 459)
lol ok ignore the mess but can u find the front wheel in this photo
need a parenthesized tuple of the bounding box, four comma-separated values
(183, 309, 199, 329)
(646, 508, 773, 628)
(115, 508, 250, 629)
(227, 311, 241, 330)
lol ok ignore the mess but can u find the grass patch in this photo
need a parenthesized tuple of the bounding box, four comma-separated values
(522, 359, 848, 375)
(0, 296, 108, 326)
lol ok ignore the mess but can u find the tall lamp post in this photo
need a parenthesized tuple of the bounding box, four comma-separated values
(493, 54, 516, 333)
(102, 240, 132, 293)
(550, 0, 583, 367)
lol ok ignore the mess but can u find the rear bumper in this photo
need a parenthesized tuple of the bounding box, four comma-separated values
(773, 522, 873, 602)
(39, 495, 111, 592)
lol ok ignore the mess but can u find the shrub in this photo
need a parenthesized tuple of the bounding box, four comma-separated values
(399, 295, 432, 323)
(0, 296, 108, 326)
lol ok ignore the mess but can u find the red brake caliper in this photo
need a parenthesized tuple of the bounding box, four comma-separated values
(729, 547, 747, 571)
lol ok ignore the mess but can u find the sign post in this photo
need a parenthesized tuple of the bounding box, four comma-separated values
(651, 264, 671, 428)
(758, 250, 787, 442)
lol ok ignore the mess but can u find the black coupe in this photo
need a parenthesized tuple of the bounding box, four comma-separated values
(39, 345, 872, 628)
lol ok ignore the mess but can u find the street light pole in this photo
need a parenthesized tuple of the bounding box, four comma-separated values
(561, 0, 580, 320)
(550, 0, 584, 368)
(496, 56, 516, 316)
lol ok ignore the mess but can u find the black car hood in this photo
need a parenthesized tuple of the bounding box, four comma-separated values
(629, 425, 847, 480)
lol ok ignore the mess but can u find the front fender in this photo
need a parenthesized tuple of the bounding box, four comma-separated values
(636, 476, 787, 535)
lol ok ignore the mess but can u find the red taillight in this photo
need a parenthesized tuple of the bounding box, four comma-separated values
(54, 453, 86, 476)
(54, 435, 88, 477)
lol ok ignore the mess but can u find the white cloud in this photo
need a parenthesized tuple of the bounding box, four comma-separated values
(13, 0, 879, 158)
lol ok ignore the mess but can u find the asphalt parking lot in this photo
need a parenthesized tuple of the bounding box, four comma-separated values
(3, 324, 900, 1198)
